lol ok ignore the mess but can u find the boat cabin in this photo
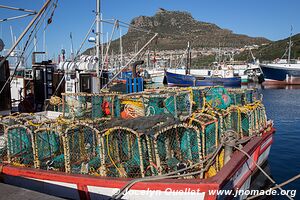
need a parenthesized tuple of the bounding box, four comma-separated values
(0, 57, 11, 115)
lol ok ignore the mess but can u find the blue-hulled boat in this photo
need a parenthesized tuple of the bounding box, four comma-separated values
(165, 71, 241, 87)
(260, 61, 300, 84)
(260, 31, 300, 85)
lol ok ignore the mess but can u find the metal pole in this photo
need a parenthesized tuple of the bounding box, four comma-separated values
(34, 36, 37, 52)
(100, 13, 104, 64)
(96, 0, 101, 78)
(288, 26, 293, 64)
(120, 27, 123, 66)
(102, 33, 158, 89)
(0, 0, 52, 68)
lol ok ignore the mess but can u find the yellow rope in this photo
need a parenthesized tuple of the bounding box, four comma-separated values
(50, 96, 62, 106)
(188, 113, 196, 126)
(187, 87, 195, 105)
(121, 100, 143, 107)
(201, 96, 206, 112)
(105, 130, 124, 177)
(27, 120, 41, 127)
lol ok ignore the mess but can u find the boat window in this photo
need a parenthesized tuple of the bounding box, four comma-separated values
(80, 74, 91, 93)
(35, 69, 43, 81)
(66, 82, 74, 92)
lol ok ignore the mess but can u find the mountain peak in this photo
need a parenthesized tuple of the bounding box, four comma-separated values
(156, 8, 167, 14)
(84, 9, 270, 54)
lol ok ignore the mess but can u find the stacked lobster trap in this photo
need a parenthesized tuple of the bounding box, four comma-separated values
(226, 89, 267, 137)
(62, 93, 120, 119)
(0, 86, 269, 179)
(98, 115, 203, 178)
(118, 89, 193, 119)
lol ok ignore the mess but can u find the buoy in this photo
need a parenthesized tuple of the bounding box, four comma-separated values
(101, 101, 111, 115)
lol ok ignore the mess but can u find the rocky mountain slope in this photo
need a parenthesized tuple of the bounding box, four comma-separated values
(84, 8, 270, 54)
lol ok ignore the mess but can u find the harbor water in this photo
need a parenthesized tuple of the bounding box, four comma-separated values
(148, 83, 300, 197)
(262, 88, 300, 195)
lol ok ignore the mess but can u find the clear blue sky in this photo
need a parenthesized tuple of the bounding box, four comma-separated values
(0, 0, 299, 60)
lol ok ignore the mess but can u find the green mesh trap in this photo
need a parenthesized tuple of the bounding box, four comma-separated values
(33, 128, 64, 170)
(6, 125, 34, 166)
(64, 124, 101, 174)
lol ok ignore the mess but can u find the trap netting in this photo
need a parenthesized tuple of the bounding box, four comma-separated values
(119, 90, 192, 119)
(187, 112, 218, 157)
(101, 127, 147, 178)
(0, 113, 54, 163)
(152, 124, 201, 176)
(0, 123, 7, 162)
(227, 101, 268, 138)
(33, 128, 64, 170)
(5, 125, 34, 166)
(203, 87, 231, 110)
(0, 117, 22, 161)
(189, 87, 204, 112)
(91, 94, 120, 118)
(227, 89, 259, 106)
(99, 115, 203, 178)
(164, 87, 204, 112)
(62, 93, 119, 119)
(63, 123, 101, 174)
(203, 107, 230, 139)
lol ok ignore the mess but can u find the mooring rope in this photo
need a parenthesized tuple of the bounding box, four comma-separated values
(110, 144, 223, 199)
(233, 146, 294, 200)
(247, 173, 300, 199)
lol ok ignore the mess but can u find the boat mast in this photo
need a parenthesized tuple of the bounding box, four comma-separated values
(120, 27, 123, 66)
(96, 0, 101, 79)
(186, 41, 190, 75)
(288, 25, 293, 64)
(0, 0, 52, 68)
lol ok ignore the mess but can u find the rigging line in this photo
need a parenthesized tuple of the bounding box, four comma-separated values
(0, 0, 52, 69)
(15, 2, 54, 66)
(24, 0, 58, 58)
(118, 20, 154, 34)
(0, 1, 56, 95)
(74, 19, 96, 61)
(0, 14, 45, 95)
(247, 173, 300, 200)
(101, 19, 152, 34)
(0, 13, 36, 23)
(101, 33, 158, 90)
(0, 5, 37, 14)
(99, 20, 118, 78)
(233, 146, 293, 200)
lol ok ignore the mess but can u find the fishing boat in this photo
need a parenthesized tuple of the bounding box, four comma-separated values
(164, 43, 241, 87)
(260, 59, 300, 85)
(0, 86, 274, 200)
(260, 31, 300, 85)
(165, 70, 241, 87)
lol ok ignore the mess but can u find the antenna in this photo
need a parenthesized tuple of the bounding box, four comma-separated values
(288, 25, 293, 64)
(70, 32, 74, 60)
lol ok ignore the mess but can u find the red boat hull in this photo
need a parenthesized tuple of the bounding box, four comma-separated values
(0, 127, 274, 200)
